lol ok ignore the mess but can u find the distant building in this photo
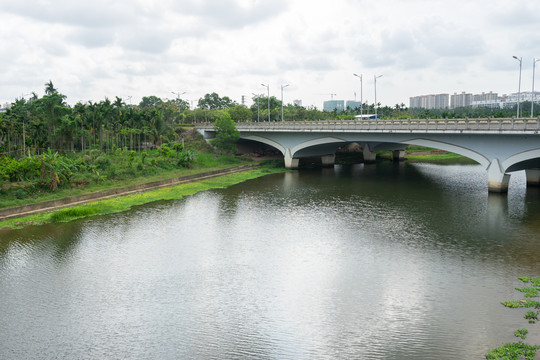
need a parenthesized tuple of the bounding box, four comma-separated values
(472, 92, 540, 109)
(0, 103, 10, 113)
(473, 91, 498, 102)
(323, 100, 345, 112)
(410, 89, 540, 110)
(409, 94, 449, 109)
(346, 100, 363, 110)
(450, 92, 473, 108)
(293, 99, 303, 107)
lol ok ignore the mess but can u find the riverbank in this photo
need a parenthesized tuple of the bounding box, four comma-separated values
(0, 164, 286, 230)
(0, 148, 471, 230)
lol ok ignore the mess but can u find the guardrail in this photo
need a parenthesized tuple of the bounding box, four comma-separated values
(197, 117, 540, 132)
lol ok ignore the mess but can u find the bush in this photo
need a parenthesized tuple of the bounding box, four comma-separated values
(13, 188, 28, 199)
(95, 155, 111, 169)
(211, 112, 240, 153)
(177, 149, 197, 168)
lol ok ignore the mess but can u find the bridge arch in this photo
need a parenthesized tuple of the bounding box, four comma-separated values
(402, 138, 490, 168)
(503, 149, 540, 172)
(241, 135, 286, 155)
(291, 137, 348, 157)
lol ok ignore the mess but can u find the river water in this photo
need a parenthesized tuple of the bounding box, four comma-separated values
(1, 162, 540, 359)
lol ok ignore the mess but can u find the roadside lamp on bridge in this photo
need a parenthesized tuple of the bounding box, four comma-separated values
(252, 93, 260, 122)
(513, 56, 522, 118)
(374, 74, 383, 119)
(281, 84, 289, 121)
(353, 73, 363, 116)
(171, 91, 186, 108)
(261, 84, 270, 121)
(532, 58, 540, 118)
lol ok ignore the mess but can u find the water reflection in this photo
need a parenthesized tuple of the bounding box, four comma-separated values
(1, 164, 540, 359)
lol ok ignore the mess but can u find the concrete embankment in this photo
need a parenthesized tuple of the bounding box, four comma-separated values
(0, 164, 258, 222)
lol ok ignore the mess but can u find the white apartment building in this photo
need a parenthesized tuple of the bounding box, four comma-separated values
(471, 92, 540, 109)
(409, 94, 449, 109)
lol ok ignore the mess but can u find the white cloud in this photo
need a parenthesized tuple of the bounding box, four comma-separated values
(0, 0, 538, 108)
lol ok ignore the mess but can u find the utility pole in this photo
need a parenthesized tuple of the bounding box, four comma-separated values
(281, 84, 289, 121)
(354, 73, 363, 116)
(513, 56, 522, 118)
(261, 84, 270, 121)
(374, 75, 383, 119)
(252, 93, 260, 122)
(532, 58, 539, 118)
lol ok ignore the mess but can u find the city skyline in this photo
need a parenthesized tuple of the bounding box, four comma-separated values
(1, 0, 539, 109)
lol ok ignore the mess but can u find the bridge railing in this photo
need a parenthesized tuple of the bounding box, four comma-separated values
(197, 117, 540, 132)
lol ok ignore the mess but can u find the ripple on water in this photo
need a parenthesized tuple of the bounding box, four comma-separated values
(0, 165, 539, 359)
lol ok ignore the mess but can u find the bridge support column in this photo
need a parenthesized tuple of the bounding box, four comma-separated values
(321, 154, 335, 167)
(392, 150, 405, 162)
(526, 169, 540, 187)
(487, 159, 510, 193)
(284, 149, 299, 169)
(362, 144, 376, 163)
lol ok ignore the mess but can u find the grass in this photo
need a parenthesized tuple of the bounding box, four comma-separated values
(0, 153, 252, 210)
(405, 153, 478, 164)
(0, 166, 286, 230)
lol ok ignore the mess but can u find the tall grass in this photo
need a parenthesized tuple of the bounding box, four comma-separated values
(0, 166, 286, 229)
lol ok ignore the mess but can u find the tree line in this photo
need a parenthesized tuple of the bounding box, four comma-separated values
(1, 81, 534, 156)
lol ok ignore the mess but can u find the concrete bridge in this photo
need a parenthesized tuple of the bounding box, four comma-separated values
(197, 118, 540, 193)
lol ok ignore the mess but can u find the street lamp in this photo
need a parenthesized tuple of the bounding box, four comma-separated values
(252, 93, 260, 122)
(374, 75, 383, 119)
(281, 84, 289, 121)
(261, 83, 270, 121)
(353, 73, 363, 116)
(532, 58, 540, 118)
(513, 56, 522, 118)
(171, 91, 186, 102)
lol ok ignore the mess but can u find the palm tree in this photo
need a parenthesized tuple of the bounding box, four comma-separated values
(44, 80, 57, 95)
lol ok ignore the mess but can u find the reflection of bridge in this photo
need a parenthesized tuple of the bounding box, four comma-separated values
(197, 118, 540, 193)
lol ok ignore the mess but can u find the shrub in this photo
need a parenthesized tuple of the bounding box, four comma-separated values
(95, 155, 111, 169)
(211, 112, 239, 153)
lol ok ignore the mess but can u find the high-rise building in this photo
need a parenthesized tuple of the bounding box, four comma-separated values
(346, 101, 362, 110)
(473, 91, 498, 102)
(450, 92, 473, 108)
(409, 94, 449, 109)
(323, 100, 345, 112)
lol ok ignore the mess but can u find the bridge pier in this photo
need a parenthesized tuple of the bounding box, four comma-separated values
(284, 149, 299, 169)
(362, 144, 377, 163)
(526, 169, 540, 187)
(487, 159, 510, 193)
(392, 150, 405, 162)
(321, 154, 335, 167)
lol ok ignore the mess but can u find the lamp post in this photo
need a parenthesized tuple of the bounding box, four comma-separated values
(252, 93, 260, 122)
(171, 91, 186, 103)
(281, 84, 289, 121)
(353, 73, 363, 116)
(513, 56, 522, 118)
(532, 58, 540, 118)
(374, 75, 383, 119)
(261, 83, 270, 121)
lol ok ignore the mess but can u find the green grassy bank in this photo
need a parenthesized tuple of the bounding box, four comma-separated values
(405, 153, 478, 165)
(0, 166, 285, 230)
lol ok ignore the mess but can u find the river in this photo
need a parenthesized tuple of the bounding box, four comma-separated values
(1, 162, 540, 359)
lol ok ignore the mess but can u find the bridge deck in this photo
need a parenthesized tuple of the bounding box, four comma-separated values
(198, 118, 540, 133)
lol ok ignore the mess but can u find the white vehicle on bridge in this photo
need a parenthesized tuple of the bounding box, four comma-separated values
(355, 114, 380, 120)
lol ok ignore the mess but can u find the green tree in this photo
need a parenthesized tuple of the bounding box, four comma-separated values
(228, 105, 252, 122)
(211, 112, 240, 152)
(139, 96, 163, 109)
(198, 92, 237, 110)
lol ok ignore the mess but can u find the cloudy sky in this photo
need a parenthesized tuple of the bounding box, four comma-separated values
(1, 0, 539, 109)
